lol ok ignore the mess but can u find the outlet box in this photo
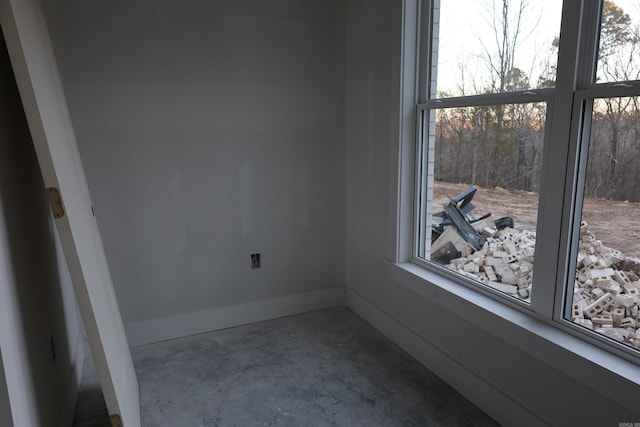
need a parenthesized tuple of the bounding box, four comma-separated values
(251, 253, 261, 269)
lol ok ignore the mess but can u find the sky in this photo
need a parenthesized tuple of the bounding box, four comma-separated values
(436, 0, 640, 95)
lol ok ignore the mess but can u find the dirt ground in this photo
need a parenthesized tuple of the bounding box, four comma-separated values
(433, 181, 640, 257)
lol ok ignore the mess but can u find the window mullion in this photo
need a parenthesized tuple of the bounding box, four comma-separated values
(418, 0, 435, 102)
(554, 0, 603, 323)
(419, 89, 554, 109)
(530, 0, 586, 318)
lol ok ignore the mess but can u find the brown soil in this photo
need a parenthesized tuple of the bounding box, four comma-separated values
(433, 181, 640, 257)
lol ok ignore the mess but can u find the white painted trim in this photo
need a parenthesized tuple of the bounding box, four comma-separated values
(57, 334, 85, 427)
(126, 286, 346, 347)
(388, 262, 640, 409)
(2, 0, 140, 424)
(345, 287, 545, 427)
(387, 0, 420, 264)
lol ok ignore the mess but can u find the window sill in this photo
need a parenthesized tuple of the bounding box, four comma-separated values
(387, 261, 640, 403)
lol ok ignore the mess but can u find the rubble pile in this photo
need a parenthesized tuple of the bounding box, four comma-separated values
(571, 221, 640, 349)
(432, 186, 640, 349)
(444, 227, 535, 300)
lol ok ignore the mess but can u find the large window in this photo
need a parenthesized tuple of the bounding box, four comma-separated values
(415, 0, 640, 359)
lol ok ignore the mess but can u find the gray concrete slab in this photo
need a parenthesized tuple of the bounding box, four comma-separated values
(74, 307, 498, 426)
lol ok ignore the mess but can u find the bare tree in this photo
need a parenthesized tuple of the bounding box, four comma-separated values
(594, 1, 640, 200)
(477, 0, 541, 93)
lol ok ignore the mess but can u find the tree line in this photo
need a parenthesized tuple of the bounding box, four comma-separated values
(434, 1, 640, 202)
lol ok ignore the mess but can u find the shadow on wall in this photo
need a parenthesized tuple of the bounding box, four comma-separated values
(0, 30, 76, 426)
(0, 348, 12, 426)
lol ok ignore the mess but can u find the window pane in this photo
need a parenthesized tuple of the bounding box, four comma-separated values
(568, 96, 640, 351)
(596, 0, 640, 84)
(432, 0, 562, 97)
(418, 102, 544, 302)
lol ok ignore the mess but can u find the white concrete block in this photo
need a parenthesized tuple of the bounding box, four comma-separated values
(576, 252, 585, 268)
(494, 265, 519, 285)
(573, 318, 594, 330)
(583, 293, 614, 318)
(483, 266, 497, 282)
(591, 313, 614, 326)
(482, 227, 497, 237)
(484, 257, 505, 267)
(585, 268, 615, 280)
(621, 317, 637, 328)
(504, 242, 516, 254)
(577, 299, 588, 311)
(487, 281, 518, 294)
(613, 270, 631, 285)
(464, 262, 479, 273)
(614, 294, 637, 308)
(582, 254, 598, 267)
(493, 250, 507, 259)
(594, 277, 613, 289)
(612, 307, 625, 324)
(606, 251, 624, 265)
(517, 278, 529, 289)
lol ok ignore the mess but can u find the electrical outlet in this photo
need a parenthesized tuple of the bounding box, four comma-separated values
(251, 253, 261, 269)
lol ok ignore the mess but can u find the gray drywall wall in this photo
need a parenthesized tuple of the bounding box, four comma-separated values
(0, 29, 82, 427)
(345, 0, 640, 425)
(42, 0, 346, 325)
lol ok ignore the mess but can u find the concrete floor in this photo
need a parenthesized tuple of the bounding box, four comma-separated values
(73, 307, 498, 426)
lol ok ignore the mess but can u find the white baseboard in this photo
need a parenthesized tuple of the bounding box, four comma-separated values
(125, 286, 345, 347)
(345, 287, 544, 427)
(57, 333, 84, 427)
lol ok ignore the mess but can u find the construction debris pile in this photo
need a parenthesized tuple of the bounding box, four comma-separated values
(431, 186, 640, 349)
(571, 222, 640, 349)
(443, 227, 536, 300)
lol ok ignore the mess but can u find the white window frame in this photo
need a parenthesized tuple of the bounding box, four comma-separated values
(389, 0, 640, 367)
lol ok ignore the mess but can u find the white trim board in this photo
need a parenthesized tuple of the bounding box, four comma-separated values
(345, 287, 545, 427)
(2, 0, 140, 424)
(126, 286, 345, 347)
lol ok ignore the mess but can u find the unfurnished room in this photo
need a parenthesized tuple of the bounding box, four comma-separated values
(1, 0, 640, 426)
